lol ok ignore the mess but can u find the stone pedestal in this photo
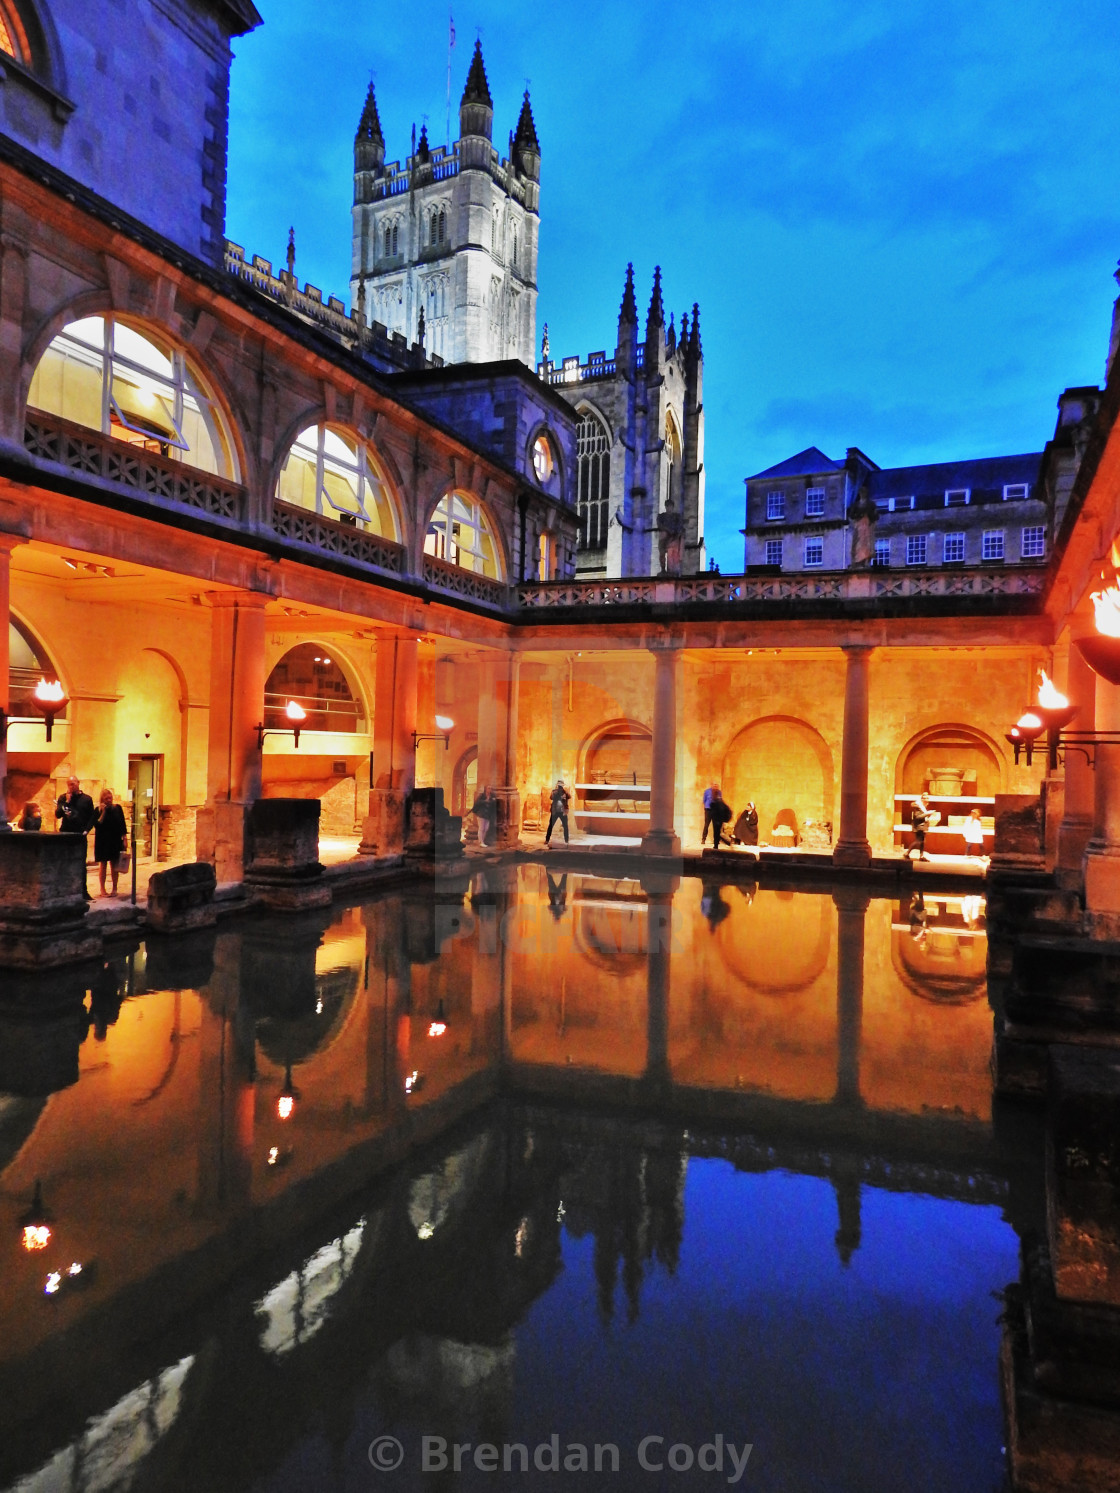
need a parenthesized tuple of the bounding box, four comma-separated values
(360, 787, 408, 857)
(991, 793, 1045, 871)
(146, 862, 217, 932)
(196, 800, 252, 886)
(244, 798, 330, 910)
(405, 787, 464, 867)
(0, 834, 101, 967)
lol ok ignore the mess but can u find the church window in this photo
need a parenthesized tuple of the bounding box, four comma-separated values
(391, 223, 399, 256)
(943, 531, 965, 563)
(982, 529, 1005, 561)
(277, 423, 399, 537)
(1021, 525, 1045, 558)
(512, 231, 517, 269)
(424, 492, 502, 578)
(384, 225, 392, 256)
(27, 316, 237, 477)
(532, 433, 554, 483)
(906, 534, 927, 566)
(576, 411, 610, 550)
(439, 209, 446, 244)
(804, 487, 825, 517)
(803, 536, 823, 567)
(764, 539, 783, 567)
(766, 491, 785, 521)
(873, 538, 891, 567)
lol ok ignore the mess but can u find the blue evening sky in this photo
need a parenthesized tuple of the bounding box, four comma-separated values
(226, 0, 1120, 571)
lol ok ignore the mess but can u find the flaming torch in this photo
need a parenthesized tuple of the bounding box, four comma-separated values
(1076, 582, 1120, 685)
(1006, 711, 1045, 766)
(31, 679, 68, 743)
(1034, 670, 1078, 770)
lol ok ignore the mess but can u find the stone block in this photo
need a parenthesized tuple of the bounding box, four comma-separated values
(1048, 1045, 1120, 1305)
(992, 793, 1044, 869)
(156, 804, 198, 863)
(0, 834, 101, 967)
(244, 798, 330, 910)
(196, 800, 251, 884)
(405, 787, 465, 861)
(359, 787, 407, 857)
(146, 861, 217, 932)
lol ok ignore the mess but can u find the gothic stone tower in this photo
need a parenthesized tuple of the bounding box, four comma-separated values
(351, 42, 539, 368)
(540, 265, 706, 577)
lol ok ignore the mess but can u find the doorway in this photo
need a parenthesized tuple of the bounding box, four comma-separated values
(128, 755, 161, 859)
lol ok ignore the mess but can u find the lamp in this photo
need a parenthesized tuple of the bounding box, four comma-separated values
(1006, 662, 1120, 769)
(1033, 672, 1079, 770)
(255, 699, 308, 751)
(412, 715, 454, 752)
(28, 679, 68, 743)
(1005, 711, 1044, 765)
(1076, 583, 1120, 685)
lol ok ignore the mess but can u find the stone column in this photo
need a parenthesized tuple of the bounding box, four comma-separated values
(640, 645, 682, 857)
(195, 592, 268, 883)
(1057, 637, 1096, 888)
(833, 888, 869, 1107)
(833, 647, 874, 867)
(0, 535, 15, 824)
(359, 633, 417, 857)
(1083, 674, 1120, 934)
(475, 653, 521, 848)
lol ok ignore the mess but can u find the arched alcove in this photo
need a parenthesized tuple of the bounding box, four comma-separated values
(722, 717, 834, 846)
(580, 719, 652, 784)
(451, 745, 478, 817)
(263, 644, 366, 735)
(895, 725, 1004, 798)
(8, 616, 65, 717)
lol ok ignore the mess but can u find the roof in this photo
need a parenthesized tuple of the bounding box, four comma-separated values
(748, 447, 842, 480)
(868, 451, 1044, 500)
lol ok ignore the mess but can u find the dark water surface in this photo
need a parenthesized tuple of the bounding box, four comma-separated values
(0, 868, 1032, 1492)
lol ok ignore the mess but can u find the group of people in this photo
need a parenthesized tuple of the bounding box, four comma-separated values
(909, 793, 987, 862)
(11, 777, 130, 895)
(702, 785, 758, 851)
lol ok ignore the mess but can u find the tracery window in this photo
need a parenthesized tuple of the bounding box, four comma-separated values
(577, 411, 610, 550)
(424, 492, 502, 578)
(27, 316, 237, 477)
(277, 424, 398, 536)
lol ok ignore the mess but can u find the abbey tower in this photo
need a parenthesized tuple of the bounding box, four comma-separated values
(350, 41, 539, 367)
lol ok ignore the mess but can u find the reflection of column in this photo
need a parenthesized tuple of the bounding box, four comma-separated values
(0, 536, 18, 823)
(360, 634, 418, 856)
(642, 874, 678, 1090)
(196, 932, 255, 1216)
(1084, 676, 1120, 931)
(833, 646, 874, 867)
(1057, 638, 1096, 887)
(833, 889, 869, 1107)
(197, 592, 268, 881)
(640, 647, 681, 857)
(832, 1163, 862, 1267)
(361, 898, 411, 1116)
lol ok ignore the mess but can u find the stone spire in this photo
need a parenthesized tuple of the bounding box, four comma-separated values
(512, 89, 540, 181)
(689, 302, 702, 359)
(354, 81, 385, 174)
(618, 262, 637, 326)
(459, 39, 494, 141)
(645, 266, 664, 338)
(666, 313, 675, 355)
(679, 309, 689, 348)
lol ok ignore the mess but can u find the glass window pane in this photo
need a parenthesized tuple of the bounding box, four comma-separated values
(112, 323, 174, 379)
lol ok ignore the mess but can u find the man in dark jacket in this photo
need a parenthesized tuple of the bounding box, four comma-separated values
(56, 776, 95, 895)
(910, 793, 932, 861)
(545, 780, 571, 845)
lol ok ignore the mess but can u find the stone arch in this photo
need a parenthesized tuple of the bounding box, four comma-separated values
(451, 744, 477, 817)
(422, 486, 509, 581)
(578, 718, 652, 784)
(721, 716, 835, 846)
(263, 640, 370, 737)
(574, 397, 614, 446)
(23, 307, 246, 482)
(895, 723, 1007, 799)
(8, 608, 68, 704)
(271, 415, 404, 543)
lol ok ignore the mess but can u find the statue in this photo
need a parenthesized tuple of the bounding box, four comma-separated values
(848, 482, 878, 568)
(657, 495, 684, 576)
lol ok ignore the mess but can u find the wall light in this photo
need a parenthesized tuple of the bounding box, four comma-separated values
(256, 699, 307, 751)
(413, 716, 454, 751)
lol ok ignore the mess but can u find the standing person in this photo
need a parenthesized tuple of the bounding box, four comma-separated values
(471, 786, 497, 848)
(55, 776, 95, 893)
(545, 779, 571, 846)
(94, 788, 128, 896)
(963, 807, 986, 859)
(702, 783, 719, 846)
(909, 793, 933, 861)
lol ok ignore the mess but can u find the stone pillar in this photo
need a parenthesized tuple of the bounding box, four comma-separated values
(1057, 638, 1096, 888)
(360, 634, 417, 857)
(0, 533, 26, 824)
(1084, 675, 1120, 934)
(640, 645, 682, 857)
(833, 889, 869, 1107)
(475, 653, 521, 849)
(833, 646, 874, 867)
(195, 592, 268, 883)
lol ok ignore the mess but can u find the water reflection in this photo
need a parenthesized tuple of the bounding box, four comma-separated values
(0, 869, 1060, 1492)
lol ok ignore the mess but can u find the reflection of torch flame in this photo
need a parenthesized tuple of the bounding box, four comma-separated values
(1037, 671, 1069, 709)
(21, 1224, 51, 1252)
(277, 1094, 294, 1121)
(1092, 585, 1120, 639)
(427, 1021, 447, 1038)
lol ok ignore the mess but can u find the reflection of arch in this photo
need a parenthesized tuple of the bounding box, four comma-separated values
(451, 745, 477, 817)
(895, 724, 1005, 798)
(423, 489, 506, 579)
(714, 890, 831, 995)
(892, 927, 986, 1004)
(255, 961, 361, 1065)
(722, 716, 834, 845)
(26, 315, 240, 479)
(579, 718, 652, 784)
(573, 902, 647, 975)
(264, 642, 367, 734)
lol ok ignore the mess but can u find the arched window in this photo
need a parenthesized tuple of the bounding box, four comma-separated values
(532, 432, 554, 484)
(577, 411, 610, 550)
(511, 232, 518, 270)
(384, 225, 392, 257)
(430, 210, 438, 246)
(391, 223, 399, 256)
(264, 643, 363, 734)
(438, 209, 446, 244)
(0, 0, 27, 60)
(276, 424, 399, 536)
(424, 492, 502, 578)
(8, 617, 65, 720)
(664, 413, 681, 508)
(27, 316, 237, 477)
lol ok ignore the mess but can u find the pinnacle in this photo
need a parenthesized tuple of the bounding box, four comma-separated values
(645, 266, 664, 336)
(514, 89, 539, 151)
(461, 39, 493, 107)
(356, 80, 383, 145)
(618, 262, 637, 324)
(689, 302, 702, 358)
